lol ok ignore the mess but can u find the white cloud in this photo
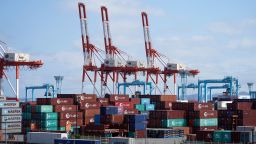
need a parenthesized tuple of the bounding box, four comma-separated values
(226, 38, 256, 49)
(209, 22, 241, 35)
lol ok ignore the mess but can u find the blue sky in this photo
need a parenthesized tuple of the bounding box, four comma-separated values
(0, 0, 256, 99)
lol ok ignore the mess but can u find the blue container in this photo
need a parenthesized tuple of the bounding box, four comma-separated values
(145, 104, 155, 111)
(129, 122, 147, 131)
(125, 114, 147, 123)
(54, 139, 101, 144)
(141, 98, 150, 105)
(100, 106, 118, 115)
(94, 115, 100, 125)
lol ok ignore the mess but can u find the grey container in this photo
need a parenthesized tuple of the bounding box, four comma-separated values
(0, 108, 22, 115)
(0, 115, 22, 122)
(0, 101, 19, 108)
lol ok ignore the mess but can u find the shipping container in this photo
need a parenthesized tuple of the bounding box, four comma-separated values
(0, 108, 21, 115)
(54, 105, 78, 112)
(145, 104, 155, 111)
(0, 115, 22, 122)
(123, 109, 139, 115)
(57, 94, 97, 103)
(196, 130, 214, 142)
(37, 98, 74, 105)
(59, 119, 83, 127)
(33, 112, 58, 120)
(135, 104, 145, 111)
(100, 114, 124, 124)
(79, 102, 100, 110)
(109, 95, 129, 102)
(100, 106, 118, 115)
(0, 134, 24, 142)
(34, 105, 53, 113)
(188, 110, 217, 119)
(192, 118, 218, 127)
(84, 109, 100, 117)
(38, 120, 58, 128)
(114, 102, 134, 109)
(0, 128, 22, 134)
(54, 139, 101, 144)
(0, 101, 19, 108)
(141, 98, 150, 105)
(124, 115, 147, 123)
(0, 122, 22, 129)
(97, 98, 109, 106)
(129, 122, 147, 131)
(59, 112, 83, 120)
(27, 132, 68, 144)
(162, 119, 187, 127)
(213, 130, 232, 143)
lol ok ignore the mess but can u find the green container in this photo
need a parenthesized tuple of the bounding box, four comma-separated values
(128, 132, 135, 138)
(145, 104, 155, 111)
(194, 118, 218, 126)
(162, 119, 187, 127)
(25, 105, 32, 112)
(34, 112, 58, 120)
(22, 113, 31, 120)
(41, 127, 58, 131)
(135, 104, 145, 111)
(35, 105, 53, 113)
(39, 120, 58, 128)
(213, 130, 232, 143)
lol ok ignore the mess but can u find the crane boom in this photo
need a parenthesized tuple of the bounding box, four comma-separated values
(141, 12, 153, 68)
(78, 3, 92, 66)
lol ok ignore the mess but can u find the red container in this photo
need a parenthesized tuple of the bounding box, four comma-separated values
(130, 130, 146, 138)
(188, 110, 217, 119)
(100, 115, 124, 124)
(97, 98, 109, 106)
(139, 95, 176, 102)
(123, 109, 139, 115)
(113, 102, 134, 109)
(57, 94, 97, 103)
(84, 109, 100, 117)
(54, 105, 77, 112)
(162, 110, 186, 119)
(187, 102, 214, 111)
(58, 112, 83, 120)
(172, 102, 188, 110)
(37, 98, 74, 105)
(59, 119, 83, 126)
(129, 98, 141, 105)
(148, 119, 162, 128)
(109, 95, 129, 102)
(79, 102, 100, 110)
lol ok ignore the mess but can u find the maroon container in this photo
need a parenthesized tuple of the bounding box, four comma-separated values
(37, 98, 74, 105)
(59, 119, 83, 126)
(187, 102, 214, 111)
(97, 98, 109, 106)
(57, 94, 97, 103)
(188, 110, 217, 119)
(173, 127, 191, 135)
(193, 126, 218, 133)
(79, 102, 100, 110)
(139, 95, 176, 102)
(84, 109, 100, 117)
(196, 130, 214, 142)
(54, 105, 78, 112)
(109, 95, 129, 102)
(58, 112, 83, 120)
(160, 110, 186, 119)
(231, 131, 241, 143)
(160, 101, 174, 110)
(113, 102, 134, 109)
(123, 108, 139, 115)
(228, 102, 253, 110)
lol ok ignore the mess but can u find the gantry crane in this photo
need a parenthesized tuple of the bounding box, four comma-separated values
(78, 3, 104, 96)
(100, 6, 146, 95)
(0, 41, 43, 100)
(141, 12, 199, 95)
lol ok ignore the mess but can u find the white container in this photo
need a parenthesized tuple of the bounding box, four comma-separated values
(166, 63, 186, 70)
(217, 101, 232, 110)
(0, 115, 22, 122)
(126, 60, 144, 68)
(27, 132, 68, 144)
(0, 101, 19, 108)
(0, 128, 21, 133)
(0, 122, 22, 129)
(0, 108, 22, 115)
(0, 96, 6, 101)
(109, 137, 185, 144)
(237, 126, 256, 131)
(4, 52, 30, 62)
(104, 58, 125, 67)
